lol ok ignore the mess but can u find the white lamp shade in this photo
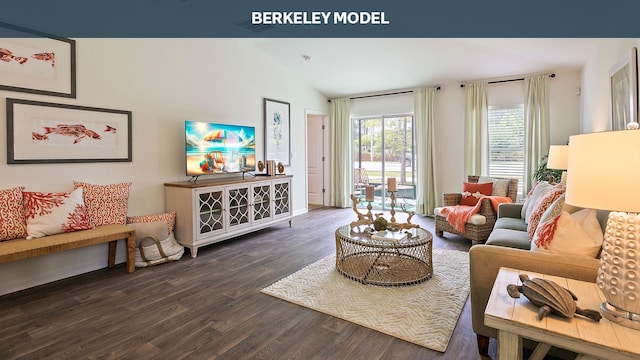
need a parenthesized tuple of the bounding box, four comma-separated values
(565, 130, 640, 212)
(546, 145, 569, 170)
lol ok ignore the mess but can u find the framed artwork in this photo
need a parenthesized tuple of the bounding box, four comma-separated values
(264, 98, 291, 166)
(0, 22, 76, 98)
(609, 47, 637, 131)
(6, 98, 132, 164)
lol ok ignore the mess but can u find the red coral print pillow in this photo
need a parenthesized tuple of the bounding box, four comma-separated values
(23, 187, 94, 239)
(127, 212, 176, 236)
(527, 187, 565, 239)
(460, 182, 493, 206)
(0, 186, 27, 241)
(74, 181, 132, 226)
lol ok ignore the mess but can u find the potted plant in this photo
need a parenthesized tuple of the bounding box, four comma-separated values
(532, 155, 563, 183)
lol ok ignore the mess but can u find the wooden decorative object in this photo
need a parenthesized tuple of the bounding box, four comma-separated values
(350, 194, 419, 230)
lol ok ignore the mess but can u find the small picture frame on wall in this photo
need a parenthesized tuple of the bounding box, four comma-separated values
(609, 47, 637, 131)
(6, 98, 132, 164)
(0, 22, 76, 98)
(264, 98, 291, 166)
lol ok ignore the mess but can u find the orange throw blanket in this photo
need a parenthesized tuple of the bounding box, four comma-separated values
(440, 196, 512, 233)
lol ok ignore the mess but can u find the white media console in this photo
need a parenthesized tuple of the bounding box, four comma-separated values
(164, 175, 292, 257)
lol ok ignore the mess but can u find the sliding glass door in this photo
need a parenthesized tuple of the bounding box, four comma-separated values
(352, 115, 416, 211)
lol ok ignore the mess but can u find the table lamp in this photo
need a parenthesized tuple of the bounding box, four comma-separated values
(565, 129, 640, 330)
(546, 145, 569, 185)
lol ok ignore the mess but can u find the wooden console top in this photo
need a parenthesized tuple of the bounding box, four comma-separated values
(164, 174, 293, 189)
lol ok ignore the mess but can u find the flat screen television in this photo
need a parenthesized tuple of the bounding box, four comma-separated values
(185, 120, 256, 176)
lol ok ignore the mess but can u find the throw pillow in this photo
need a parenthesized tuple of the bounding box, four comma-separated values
(74, 181, 132, 226)
(23, 187, 94, 239)
(531, 209, 604, 258)
(460, 182, 493, 206)
(530, 194, 566, 249)
(527, 186, 565, 239)
(0, 186, 27, 241)
(523, 181, 554, 223)
(127, 212, 177, 235)
(479, 176, 510, 198)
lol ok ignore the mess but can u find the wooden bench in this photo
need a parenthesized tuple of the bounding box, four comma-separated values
(0, 224, 136, 273)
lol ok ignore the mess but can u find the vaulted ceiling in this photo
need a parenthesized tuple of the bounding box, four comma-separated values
(251, 38, 600, 98)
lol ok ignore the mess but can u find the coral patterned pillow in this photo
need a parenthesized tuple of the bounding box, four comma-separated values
(23, 187, 94, 239)
(460, 182, 493, 206)
(127, 212, 176, 236)
(527, 186, 565, 239)
(74, 181, 132, 226)
(0, 186, 28, 241)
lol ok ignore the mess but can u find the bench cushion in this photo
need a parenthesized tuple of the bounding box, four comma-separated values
(0, 224, 134, 264)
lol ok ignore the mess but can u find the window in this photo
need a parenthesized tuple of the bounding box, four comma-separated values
(352, 115, 416, 210)
(487, 104, 524, 196)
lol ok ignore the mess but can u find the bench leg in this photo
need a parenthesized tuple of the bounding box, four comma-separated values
(125, 233, 136, 273)
(108, 241, 117, 268)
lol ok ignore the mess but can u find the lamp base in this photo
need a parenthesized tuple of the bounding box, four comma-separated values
(600, 301, 640, 330)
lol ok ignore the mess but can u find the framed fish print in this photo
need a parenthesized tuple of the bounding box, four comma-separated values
(264, 98, 291, 166)
(0, 22, 76, 98)
(6, 98, 132, 164)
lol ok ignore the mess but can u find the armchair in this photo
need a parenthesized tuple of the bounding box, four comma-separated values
(434, 175, 518, 244)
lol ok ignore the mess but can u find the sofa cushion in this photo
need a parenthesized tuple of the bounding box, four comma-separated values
(485, 228, 532, 250)
(0, 186, 27, 241)
(434, 207, 486, 225)
(23, 187, 94, 239)
(460, 182, 493, 206)
(494, 217, 528, 232)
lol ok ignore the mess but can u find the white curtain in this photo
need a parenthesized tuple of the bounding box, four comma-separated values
(523, 75, 550, 194)
(329, 98, 352, 207)
(464, 82, 489, 177)
(414, 88, 440, 215)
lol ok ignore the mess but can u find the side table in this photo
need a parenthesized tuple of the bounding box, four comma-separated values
(484, 267, 640, 360)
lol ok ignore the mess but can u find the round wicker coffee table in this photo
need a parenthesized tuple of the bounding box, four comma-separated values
(334, 225, 433, 286)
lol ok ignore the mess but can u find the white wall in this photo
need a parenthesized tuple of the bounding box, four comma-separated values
(0, 39, 328, 295)
(580, 39, 639, 133)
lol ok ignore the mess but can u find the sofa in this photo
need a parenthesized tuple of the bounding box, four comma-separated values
(469, 199, 608, 358)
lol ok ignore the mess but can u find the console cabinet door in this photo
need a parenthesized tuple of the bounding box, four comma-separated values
(225, 184, 251, 230)
(272, 178, 292, 220)
(195, 187, 225, 241)
(251, 182, 273, 225)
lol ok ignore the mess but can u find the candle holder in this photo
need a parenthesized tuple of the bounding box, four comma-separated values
(389, 191, 397, 223)
(349, 194, 419, 230)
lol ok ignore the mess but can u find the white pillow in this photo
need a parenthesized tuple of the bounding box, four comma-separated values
(23, 187, 94, 239)
(522, 182, 553, 223)
(479, 176, 511, 198)
(531, 209, 604, 258)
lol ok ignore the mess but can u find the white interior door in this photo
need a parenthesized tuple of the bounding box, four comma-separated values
(307, 114, 327, 207)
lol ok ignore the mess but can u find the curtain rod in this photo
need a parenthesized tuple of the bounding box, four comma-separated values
(459, 73, 556, 88)
(328, 86, 441, 102)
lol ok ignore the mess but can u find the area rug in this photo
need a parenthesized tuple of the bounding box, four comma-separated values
(261, 248, 470, 352)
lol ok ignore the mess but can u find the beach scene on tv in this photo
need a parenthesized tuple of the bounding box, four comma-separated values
(185, 121, 256, 175)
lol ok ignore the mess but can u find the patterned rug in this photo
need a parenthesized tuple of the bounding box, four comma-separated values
(261, 248, 470, 352)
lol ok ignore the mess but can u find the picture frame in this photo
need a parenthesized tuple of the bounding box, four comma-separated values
(264, 98, 291, 166)
(609, 47, 637, 131)
(6, 98, 132, 164)
(0, 22, 76, 98)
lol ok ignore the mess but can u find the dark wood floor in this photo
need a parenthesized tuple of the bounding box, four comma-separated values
(0, 207, 485, 360)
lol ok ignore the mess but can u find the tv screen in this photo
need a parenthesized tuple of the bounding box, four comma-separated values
(185, 121, 256, 176)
